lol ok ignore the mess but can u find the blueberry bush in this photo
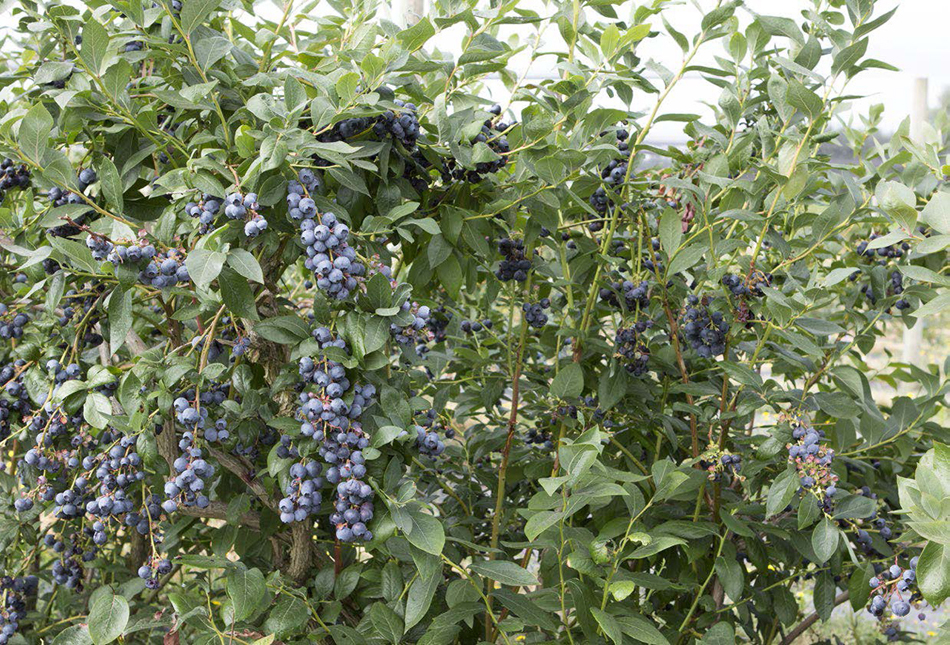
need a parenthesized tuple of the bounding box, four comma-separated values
(0, 0, 948, 643)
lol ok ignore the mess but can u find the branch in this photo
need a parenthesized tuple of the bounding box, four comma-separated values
(779, 591, 849, 645)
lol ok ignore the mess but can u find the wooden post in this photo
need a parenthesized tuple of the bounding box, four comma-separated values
(902, 78, 928, 368)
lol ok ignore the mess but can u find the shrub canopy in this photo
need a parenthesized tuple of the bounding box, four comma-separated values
(0, 0, 949, 643)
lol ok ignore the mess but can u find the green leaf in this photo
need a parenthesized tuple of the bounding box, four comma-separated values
(80, 20, 110, 76)
(263, 595, 308, 635)
(108, 286, 133, 356)
(659, 206, 683, 255)
(598, 364, 627, 411)
(436, 254, 462, 299)
(52, 625, 93, 645)
(618, 615, 670, 644)
(551, 363, 584, 399)
(700, 622, 735, 645)
(832, 38, 868, 76)
(848, 562, 874, 611)
(394, 508, 445, 555)
(99, 157, 123, 213)
(591, 607, 623, 645)
(227, 248, 264, 283)
(600, 24, 620, 58)
(494, 589, 558, 630)
(913, 292, 950, 319)
(714, 556, 743, 601)
(811, 517, 839, 564)
(917, 542, 950, 606)
(667, 244, 705, 276)
(84, 392, 112, 430)
(17, 103, 53, 165)
(628, 536, 686, 559)
(48, 236, 98, 274)
(227, 567, 266, 623)
(397, 17, 435, 50)
(766, 467, 799, 518)
(786, 80, 822, 119)
(88, 588, 129, 644)
(470, 560, 538, 587)
(832, 494, 876, 519)
(194, 36, 231, 71)
(524, 510, 565, 541)
(405, 565, 441, 630)
(875, 180, 918, 231)
(219, 267, 259, 321)
(813, 572, 835, 622)
(920, 190, 950, 234)
(254, 315, 311, 345)
(369, 602, 404, 644)
(180, 0, 221, 34)
(186, 249, 226, 290)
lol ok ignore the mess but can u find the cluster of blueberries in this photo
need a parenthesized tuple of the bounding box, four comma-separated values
(788, 423, 837, 496)
(289, 174, 366, 299)
(857, 236, 909, 261)
(590, 129, 632, 214)
(161, 430, 214, 513)
(681, 295, 728, 358)
(0, 158, 30, 204)
(615, 321, 652, 376)
(699, 451, 743, 482)
(45, 359, 80, 386)
(289, 328, 377, 542)
(279, 460, 324, 524)
(173, 385, 230, 444)
(390, 302, 432, 349)
(17, 405, 173, 592)
(373, 100, 421, 148)
(642, 249, 665, 275)
(185, 191, 267, 237)
(719, 453, 742, 476)
(92, 237, 191, 289)
(56, 288, 105, 347)
(522, 299, 550, 329)
(81, 435, 148, 545)
(868, 557, 922, 638)
(49, 541, 86, 589)
(124, 41, 144, 53)
(21, 404, 87, 475)
(134, 247, 189, 288)
(599, 278, 649, 312)
(525, 423, 555, 451)
(137, 554, 174, 590)
(422, 306, 453, 343)
(890, 271, 911, 311)
(496, 237, 531, 282)
(413, 409, 450, 459)
(722, 272, 770, 298)
(0, 575, 35, 644)
(320, 100, 421, 149)
(460, 318, 492, 334)
(0, 360, 30, 441)
(440, 105, 512, 181)
(232, 336, 251, 357)
(47, 184, 83, 209)
(0, 305, 29, 341)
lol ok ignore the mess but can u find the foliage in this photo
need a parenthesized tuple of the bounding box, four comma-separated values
(0, 0, 947, 643)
